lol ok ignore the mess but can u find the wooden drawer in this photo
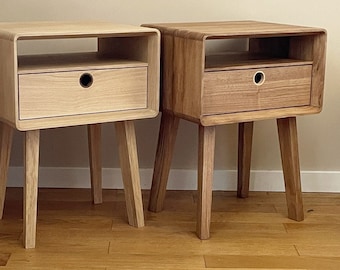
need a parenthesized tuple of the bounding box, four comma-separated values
(202, 64, 312, 115)
(18, 66, 148, 120)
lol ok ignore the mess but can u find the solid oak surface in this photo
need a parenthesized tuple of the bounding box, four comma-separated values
(1, 188, 340, 269)
(143, 21, 325, 38)
(0, 21, 158, 40)
(0, 21, 160, 248)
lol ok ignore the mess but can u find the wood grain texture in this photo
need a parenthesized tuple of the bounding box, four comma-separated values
(16, 108, 159, 131)
(277, 117, 304, 221)
(197, 125, 215, 240)
(2, 188, 340, 269)
(18, 66, 148, 120)
(0, 38, 17, 126)
(0, 123, 13, 219)
(0, 21, 159, 40)
(18, 53, 148, 74)
(115, 121, 144, 228)
(143, 21, 325, 39)
(87, 124, 102, 204)
(149, 112, 180, 212)
(200, 105, 321, 126)
(205, 255, 340, 269)
(289, 33, 327, 108)
(202, 64, 312, 115)
(237, 121, 254, 198)
(23, 130, 40, 248)
(159, 34, 175, 111)
(98, 33, 160, 113)
(172, 36, 204, 119)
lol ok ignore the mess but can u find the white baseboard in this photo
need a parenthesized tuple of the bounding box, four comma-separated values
(6, 167, 340, 193)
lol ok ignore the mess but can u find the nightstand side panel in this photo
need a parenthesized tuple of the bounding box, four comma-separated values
(172, 36, 204, 121)
(0, 38, 17, 127)
(289, 32, 327, 109)
(160, 34, 175, 112)
(98, 32, 160, 115)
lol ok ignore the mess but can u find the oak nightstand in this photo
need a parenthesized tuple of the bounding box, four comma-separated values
(143, 21, 326, 239)
(0, 21, 160, 248)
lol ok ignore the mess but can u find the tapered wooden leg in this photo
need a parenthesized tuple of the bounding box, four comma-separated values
(148, 112, 180, 212)
(24, 130, 40, 249)
(237, 122, 254, 198)
(197, 125, 215, 240)
(88, 124, 102, 204)
(0, 123, 13, 219)
(115, 121, 144, 228)
(277, 117, 304, 221)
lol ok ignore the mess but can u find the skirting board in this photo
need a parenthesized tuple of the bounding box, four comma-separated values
(6, 166, 340, 193)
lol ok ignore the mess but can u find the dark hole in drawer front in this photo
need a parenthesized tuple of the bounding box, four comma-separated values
(202, 64, 312, 115)
(18, 67, 148, 120)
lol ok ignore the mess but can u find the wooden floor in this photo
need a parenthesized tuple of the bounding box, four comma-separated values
(1, 188, 340, 269)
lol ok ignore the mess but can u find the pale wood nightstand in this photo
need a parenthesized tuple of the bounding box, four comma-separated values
(0, 21, 160, 248)
(143, 21, 326, 239)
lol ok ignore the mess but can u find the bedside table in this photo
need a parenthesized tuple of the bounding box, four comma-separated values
(0, 21, 160, 248)
(143, 21, 326, 239)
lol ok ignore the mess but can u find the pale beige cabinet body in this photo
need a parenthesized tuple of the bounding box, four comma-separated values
(143, 21, 326, 239)
(0, 21, 160, 248)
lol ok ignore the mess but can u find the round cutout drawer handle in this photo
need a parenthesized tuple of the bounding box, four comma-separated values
(79, 73, 93, 88)
(253, 71, 265, 86)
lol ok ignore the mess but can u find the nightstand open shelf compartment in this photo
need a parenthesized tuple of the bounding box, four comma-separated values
(143, 21, 326, 240)
(0, 21, 160, 248)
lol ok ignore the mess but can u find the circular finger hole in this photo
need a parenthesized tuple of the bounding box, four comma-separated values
(79, 73, 93, 88)
(253, 71, 265, 86)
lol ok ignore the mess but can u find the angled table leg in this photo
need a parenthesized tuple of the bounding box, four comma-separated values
(24, 130, 40, 249)
(149, 112, 180, 212)
(237, 121, 254, 198)
(277, 117, 304, 221)
(88, 124, 103, 204)
(115, 120, 144, 228)
(197, 124, 216, 240)
(0, 123, 13, 219)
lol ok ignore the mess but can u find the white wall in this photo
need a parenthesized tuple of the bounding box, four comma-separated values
(1, 0, 340, 190)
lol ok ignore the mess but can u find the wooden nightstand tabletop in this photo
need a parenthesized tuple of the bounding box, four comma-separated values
(143, 21, 325, 39)
(0, 21, 159, 40)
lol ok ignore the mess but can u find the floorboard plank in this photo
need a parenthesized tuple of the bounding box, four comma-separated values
(204, 255, 340, 269)
(1, 188, 340, 269)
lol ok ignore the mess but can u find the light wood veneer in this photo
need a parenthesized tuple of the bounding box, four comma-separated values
(0, 21, 160, 248)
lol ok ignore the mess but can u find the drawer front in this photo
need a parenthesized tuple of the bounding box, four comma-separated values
(18, 67, 147, 120)
(202, 65, 312, 115)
